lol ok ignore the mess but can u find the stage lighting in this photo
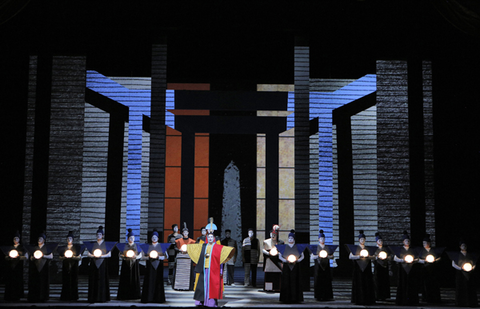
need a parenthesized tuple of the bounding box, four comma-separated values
(9, 249, 19, 258)
(149, 250, 159, 259)
(287, 255, 297, 263)
(34, 250, 43, 259)
(319, 250, 328, 258)
(93, 249, 102, 258)
(270, 247, 278, 256)
(378, 251, 387, 260)
(64, 249, 73, 258)
(404, 255, 414, 263)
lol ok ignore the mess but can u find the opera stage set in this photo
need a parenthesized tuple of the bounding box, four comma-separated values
(2, 1, 480, 308)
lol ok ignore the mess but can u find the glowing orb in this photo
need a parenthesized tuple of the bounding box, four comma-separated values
(9, 249, 19, 259)
(33, 250, 43, 259)
(404, 255, 414, 263)
(378, 251, 387, 260)
(126, 250, 135, 258)
(425, 254, 435, 263)
(270, 247, 278, 256)
(64, 249, 73, 258)
(149, 250, 158, 259)
(319, 250, 328, 258)
(93, 249, 103, 258)
(181, 244, 187, 252)
(463, 262, 473, 272)
(360, 249, 369, 257)
(287, 255, 297, 263)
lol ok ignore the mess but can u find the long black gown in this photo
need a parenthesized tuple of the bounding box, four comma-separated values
(58, 244, 82, 301)
(350, 246, 375, 305)
(313, 245, 334, 301)
(418, 247, 441, 304)
(27, 245, 51, 302)
(117, 243, 141, 300)
(87, 241, 111, 303)
(454, 252, 478, 307)
(2, 245, 26, 301)
(373, 247, 391, 300)
(141, 243, 167, 303)
(279, 244, 304, 304)
(395, 247, 420, 306)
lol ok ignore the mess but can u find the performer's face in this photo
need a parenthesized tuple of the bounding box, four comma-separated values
(377, 239, 383, 246)
(248, 230, 254, 238)
(97, 233, 103, 241)
(423, 241, 430, 249)
(319, 237, 325, 244)
(13, 237, 19, 245)
(183, 230, 189, 238)
(225, 231, 231, 238)
(460, 243, 467, 251)
(272, 233, 277, 240)
(173, 226, 178, 233)
(288, 236, 295, 244)
(38, 237, 44, 245)
(207, 234, 215, 244)
(403, 239, 410, 246)
(128, 236, 135, 243)
(201, 229, 206, 236)
(151, 235, 158, 243)
(67, 236, 73, 245)
(359, 237, 365, 245)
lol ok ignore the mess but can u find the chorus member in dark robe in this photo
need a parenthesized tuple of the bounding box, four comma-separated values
(450, 240, 478, 307)
(310, 230, 336, 301)
(173, 224, 196, 290)
(187, 232, 234, 307)
(242, 228, 260, 287)
(373, 232, 391, 301)
(348, 230, 375, 305)
(117, 228, 142, 300)
(278, 230, 305, 304)
(167, 224, 181, 285)
(141, 230, 169, 303)
(393, 231, 420, 306)
(26, 231, 54, 302)
(262, 224, 284, 292)
(1, 230, 27, 301)
(58, 231, 83, 301)
(418, 234, 442, 304)
(85, 226, 114, 303)
(221, 229, 238, 286)
(196, 226, 207, 244)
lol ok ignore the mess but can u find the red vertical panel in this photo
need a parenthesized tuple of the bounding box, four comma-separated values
(194, 134, 209, 237)
(164, 127, 182, 241)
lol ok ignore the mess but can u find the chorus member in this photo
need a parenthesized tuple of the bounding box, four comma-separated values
(117, 228, 142, 300)
(311, 230, 335, 301)
(262, 224, 284, 291)
(451, 240, 478, 307)
(373, 232, 390, 301)
(27, 231, 54, 302)
(173, 224, 196, 290)
(187, 232, 234, 307)
(59, 231, 82, 301)
(221, 229, 238, 286)
(2, 230, 27, 301)
(418, 234, 441, 304)
(348, 230, 375, 305)
(141, 229, 168, 303)
(167, 224, 181, 285)
(242, 228, 260, 287)
(278, 230, 305, 303)
(196, 226, 207, 244)
(393, 231, 420, 306)
(86, 226, 113, 303)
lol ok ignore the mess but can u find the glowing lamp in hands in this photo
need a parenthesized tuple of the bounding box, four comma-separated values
(287, 255, 297, 263)
(404, 255, 414, 263)
(319, 250, 328, 258)
(463, 262, 473, 272)
(378, 251, 387, 260)
(34, 250, 43, 259)
(126, 250, 135, 258)
(270, 247, 278, 256)
(425, 254, 435, 263)
(181, 244, 188, 253)
(64, 249, 73, 258)
(93, 249, 103, 258)
(149, 250, 158, 259)
(360, 249, 369, 258)
(9, 249, 19, 259)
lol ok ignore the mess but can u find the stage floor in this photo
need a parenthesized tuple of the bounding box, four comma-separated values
(0, 266, 469, 308)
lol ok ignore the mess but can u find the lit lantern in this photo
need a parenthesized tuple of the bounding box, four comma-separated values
(181, 244, 188, 253)
(319, 250, 328, 258)
(33, 250, 43, 259)
(64, 249, 73, 258)
(93, 249, 103, 258)
(463, 262, 473, 272)
(287, 255, 297, 263)
(270, 247, 278, 256)
(378, 251, 387, 260)
(360, 249, 369, 258)
(149, 250, 159, 259)
(126, 250, 135, 258)
(9, 249, 19, 259)
(404, 255, 414, 263)
(425, 254, 435, 263)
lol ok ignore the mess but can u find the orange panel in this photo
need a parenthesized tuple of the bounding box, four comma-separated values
(166, 135, 182, 167)
(194, 199, 209, 235)
(195, 134, 209, 167)
(165, 167, 181, 198)
(194, 167, 209, 198)
(167, 83, 210, 91)
(166, 126, 182, 136)
(164, 198, 181, 242)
